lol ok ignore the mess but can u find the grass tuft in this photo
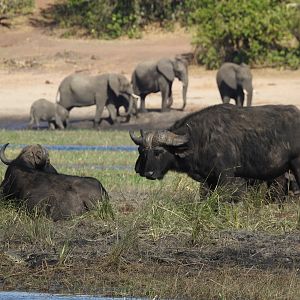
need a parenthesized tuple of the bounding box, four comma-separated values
(0, 129, 299, 299)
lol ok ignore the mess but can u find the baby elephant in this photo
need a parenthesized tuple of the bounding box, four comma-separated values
(29, 98, 69, 130)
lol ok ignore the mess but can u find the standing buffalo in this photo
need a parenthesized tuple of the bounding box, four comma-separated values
(0, 144, 108, 220)
(130, 104, 300, 195)
(131, 56, 188, 112)
(56, 73, 138, 127)
(216, 63, 253, 107)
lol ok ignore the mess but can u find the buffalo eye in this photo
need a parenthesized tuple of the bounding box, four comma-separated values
(154, 149, 162, 157)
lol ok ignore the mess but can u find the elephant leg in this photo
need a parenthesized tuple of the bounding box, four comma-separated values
(94, 95, 106, 128)
(63, 119, 69, 128)
(222, 96, 230, 104)
(160, 83, 171, 113)
(236, 93, 245, 107)
(140, 94, 148, 113)
(55, 115, 65, 129)
(49, 122, 56, 130)
(35, 118, 40, 130)
(28, 116, 35, 129)
(167, 82, 173, 108)
(106, 104, 119, 125)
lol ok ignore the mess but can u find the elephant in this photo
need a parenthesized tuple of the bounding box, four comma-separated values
(28, 98, 69, 130)
(216, 62, 253, 106)
(131, 56, 189, 113)
(56, 73, 138, 127)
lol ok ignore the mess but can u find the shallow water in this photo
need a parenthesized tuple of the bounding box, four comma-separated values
(0, 291, 146, 300)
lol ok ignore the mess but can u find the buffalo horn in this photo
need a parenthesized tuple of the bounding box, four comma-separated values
(129, 131, 143, 145)
(140, 129, 144, 138)
(0, 143, 13, 165)
(156, 130, 189, 146)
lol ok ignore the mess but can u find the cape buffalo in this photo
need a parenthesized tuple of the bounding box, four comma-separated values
(0, 143, 108, 220)
(130, 104, 300, 195)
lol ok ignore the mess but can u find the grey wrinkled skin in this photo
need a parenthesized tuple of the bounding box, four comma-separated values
(56, 73, 138, 127)
(216, 62, 253, 107)
(28, 98, 69, 130)
(131, 56, 189, 112)
(0, 143, 108, 220)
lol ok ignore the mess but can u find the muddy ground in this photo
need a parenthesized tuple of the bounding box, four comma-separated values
(0, 2, 300, 298)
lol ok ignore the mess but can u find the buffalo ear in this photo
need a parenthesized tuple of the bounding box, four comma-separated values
(157, 59, 175, 82)
(173, 124, 193, 158)
(108, 74, 120, 97)
(32, 145, 46, 167)
(174, 148, 193, 158)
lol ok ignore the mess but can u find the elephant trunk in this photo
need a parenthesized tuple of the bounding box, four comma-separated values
(119, 95, 138, 118)
(246, 89, 253, 107)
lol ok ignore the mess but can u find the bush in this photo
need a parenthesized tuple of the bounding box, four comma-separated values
(190, 0, 300, 69)
(50, 0, 187, 39)
(0, 0, 34, 15)
(288, 1, 300, 43)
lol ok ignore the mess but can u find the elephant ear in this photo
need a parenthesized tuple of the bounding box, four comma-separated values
(223, 65, 238, 90)
(108, 74, 120, 97)
(157, 59, 175, 82)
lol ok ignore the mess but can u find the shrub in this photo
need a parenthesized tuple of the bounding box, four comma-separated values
(288, 1, 300, 43)
(190, 0, 300, 69)
(50, 0, 186, 39)
(0, 0, 34, 15)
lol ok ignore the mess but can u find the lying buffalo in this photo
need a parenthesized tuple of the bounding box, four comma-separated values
(130, 104, 300, 196)
(0, 143, 108, 220)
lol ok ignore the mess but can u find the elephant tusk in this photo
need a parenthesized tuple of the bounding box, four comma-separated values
(243, 89, 248, 96)
(131, 93, 139, 99)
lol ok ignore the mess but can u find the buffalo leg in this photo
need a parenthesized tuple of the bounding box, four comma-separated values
(290, 158, 300, 192)
(215, 172, 247, 201)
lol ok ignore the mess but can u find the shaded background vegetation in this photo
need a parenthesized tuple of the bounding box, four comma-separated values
(0, 0, 34, 15)
(3, 0, 300, 69)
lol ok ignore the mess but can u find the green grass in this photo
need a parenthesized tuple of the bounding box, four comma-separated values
(0, 129, 133, 146)
(0, 129, 300, 299)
